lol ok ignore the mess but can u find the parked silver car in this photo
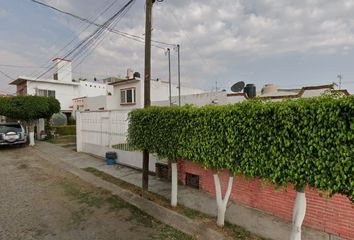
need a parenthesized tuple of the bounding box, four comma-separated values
(0, 122, 27, 146)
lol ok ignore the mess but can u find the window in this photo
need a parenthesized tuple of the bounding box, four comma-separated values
(48, 90, 56, 98)
(120, 88, 136, 104)
(36, 89, 56, 98)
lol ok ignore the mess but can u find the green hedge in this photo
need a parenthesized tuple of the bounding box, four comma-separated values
(52, 125, 76, 136)
(128, 96, 354, 202)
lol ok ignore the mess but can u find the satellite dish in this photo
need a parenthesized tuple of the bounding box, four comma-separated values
(231, 81, 245, 93)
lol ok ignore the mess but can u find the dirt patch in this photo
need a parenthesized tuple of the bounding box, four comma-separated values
(0, 147, 194, 240)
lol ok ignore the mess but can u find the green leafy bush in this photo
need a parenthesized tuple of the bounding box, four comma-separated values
(0, 96, 60, 122)
(128, 96, 354, 202)
(52, 125, 76, 136)
(52, 113, 67, 126)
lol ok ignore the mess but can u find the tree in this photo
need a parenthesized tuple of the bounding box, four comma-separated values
(0, 96, 60, 145)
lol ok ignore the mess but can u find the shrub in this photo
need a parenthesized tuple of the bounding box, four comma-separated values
(128, 96, 354, 202)
(52, 125, 76, 136)
(52, 113, 67, 126)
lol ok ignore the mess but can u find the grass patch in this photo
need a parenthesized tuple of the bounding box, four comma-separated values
(46, 135, 76, 144)
(60, 180, 194, 239)
(111, 143, 134, 151)
(61, 182, 106, 208)
(83, 167, 265, 240)
(151, 225, 195, 240)
(225, 222, 264, 240)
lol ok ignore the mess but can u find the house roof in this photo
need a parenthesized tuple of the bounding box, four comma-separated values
(226, 92, 249, 99)
(258, 84, 344, 99)
(108, 78, 140, 85)
(52, 58, 72, 62)
(72, 96, 87, 100)
(9, 76, 79, 86)
(226, 84, 350, 100)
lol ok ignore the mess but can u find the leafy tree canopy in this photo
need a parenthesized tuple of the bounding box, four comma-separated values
(0, 96, 60, 122)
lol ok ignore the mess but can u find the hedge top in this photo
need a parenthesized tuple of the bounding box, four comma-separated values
(128, 96, 354, 202)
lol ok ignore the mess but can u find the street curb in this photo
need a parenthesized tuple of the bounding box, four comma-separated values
(32, 146, 228, 240)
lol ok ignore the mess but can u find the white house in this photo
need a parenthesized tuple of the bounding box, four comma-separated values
(9, 58, 113, 139)
(9, 58, 113, 115)
(78, 69, 206, 111)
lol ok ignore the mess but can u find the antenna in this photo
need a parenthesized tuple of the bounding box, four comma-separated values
(231, 81, 245, 93)
(337, 74, 343, 90)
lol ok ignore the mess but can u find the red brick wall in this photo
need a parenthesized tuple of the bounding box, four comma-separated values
(177, 160, 354, 240)
(16, 81, 27, 96)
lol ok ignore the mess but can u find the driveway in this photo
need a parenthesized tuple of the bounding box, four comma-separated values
(0, 146, 192, 240)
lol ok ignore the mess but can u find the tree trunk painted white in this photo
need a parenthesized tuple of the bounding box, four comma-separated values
(171, 162, 178, 207)
(290, 189, 307, 240)
(213, 170, 233, 227)
(28, 123, 35, 146)
(29, 131, 35, 146)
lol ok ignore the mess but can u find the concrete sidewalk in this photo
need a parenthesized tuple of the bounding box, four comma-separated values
(34, 142, 332, 240)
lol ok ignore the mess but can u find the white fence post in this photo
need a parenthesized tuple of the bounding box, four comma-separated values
(76, 111, 83, 152)
(108, 111, 112, 148)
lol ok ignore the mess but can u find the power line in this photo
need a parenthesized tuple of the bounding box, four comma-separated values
(29, 0, 123, 77)
(30, 0, 174, 48)
(35, 0, 136, 80)
(0, 69, 15, 80)
(72, 1, 135, 70)
(0, 64, 47, 69)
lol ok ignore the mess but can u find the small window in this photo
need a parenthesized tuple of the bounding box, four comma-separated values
(48, 90, 56, 98)
(120, 88, 136, 104)
(121, 90, 126, 103)
(37, 89, 47, 96)
(36, 89, 56, 98)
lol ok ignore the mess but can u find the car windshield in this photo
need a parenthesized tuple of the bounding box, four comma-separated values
(0, 124, 22, 133)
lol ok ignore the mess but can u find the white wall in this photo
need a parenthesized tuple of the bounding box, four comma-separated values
(27, 81, 78, 111)
(54, 59, 72, 83)
(113, 80, 143, 110)
(109, 79, 205, 110)
(78, 81, 113, 97)
(153, 91, 247, 106)
(26, 79, 112, 112)
(83, 95, 120, 111)
(150, 80, 205, 102)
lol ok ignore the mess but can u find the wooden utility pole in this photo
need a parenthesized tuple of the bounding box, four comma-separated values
(142, 0, 153, 191)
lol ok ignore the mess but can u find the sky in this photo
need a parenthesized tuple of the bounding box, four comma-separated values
(1, 0, 354, 95)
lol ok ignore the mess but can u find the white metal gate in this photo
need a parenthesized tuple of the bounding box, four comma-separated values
(76, 110, 157, 172)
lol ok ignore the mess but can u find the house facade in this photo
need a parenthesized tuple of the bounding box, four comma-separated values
(9, 58, 113, 138)
(10, 58, 113, 115)
(77, 72, 206, 112)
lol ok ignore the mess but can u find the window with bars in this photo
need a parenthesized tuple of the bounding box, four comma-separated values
(120, 88, 136, 104)
(36, 89, 56, 98)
